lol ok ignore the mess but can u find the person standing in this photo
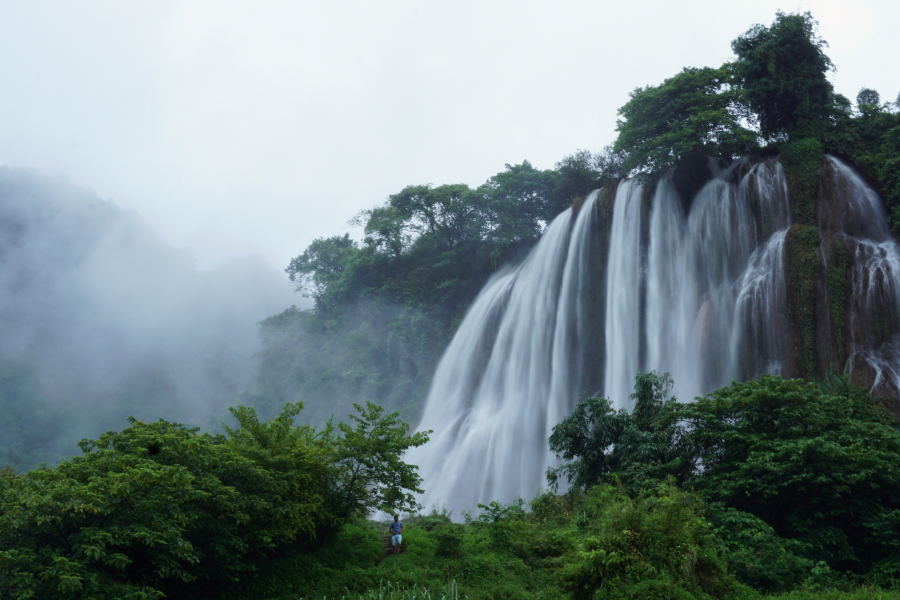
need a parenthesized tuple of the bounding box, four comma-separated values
(388, 515, 404, 554)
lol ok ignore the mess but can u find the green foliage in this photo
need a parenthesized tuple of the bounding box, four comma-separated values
(709, 507, 812, 593)
(292, 483, 753, 600)
(550, 373, 900, 582)
(780, 138, 824, 226)
(553, 150, 608, 211)
(674, 377, 900, 573)
(0, 416, 321, 598)
(547, 372, 678, 491)
(562, 482, 745, 600)
(322, 401, 431, 519)
(0, 402, 426, 599)
(286, 234, 359, 306)
(614, 66, 757, 178)
(826, 239, 849, 362)
(857, 89, 883, 115)
(320, 579, 465, 600)
(299, 501, 900, 600)
(731, 12, 835, 141)
(480, 161, 557, 240)
(591, 145, 628, 189)
(880, 126, 900, 234)
(786, 224, 822, 378)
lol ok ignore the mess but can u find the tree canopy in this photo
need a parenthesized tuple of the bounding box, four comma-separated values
(0, 402, 427, 599)
(730, 11, 835, 141)
(245, 155, 608, 426)
(614, 66, 757, 178)
(549, 373, 900, 579)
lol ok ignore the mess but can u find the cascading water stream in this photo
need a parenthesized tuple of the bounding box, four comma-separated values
(603, 181, 644, 410)
(606, 160, 791, 407)
(828, 156, 900, 396)
(409, 192, 599, 510)
(411, 155, 899, 514)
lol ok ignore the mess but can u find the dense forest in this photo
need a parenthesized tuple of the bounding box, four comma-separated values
(240, 151, 611, 425)
(3, 10, 900, 600)
(242, 11, 900, 427)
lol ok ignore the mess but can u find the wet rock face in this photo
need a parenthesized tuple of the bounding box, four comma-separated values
(818, 159, 892, 242)
(670, 155, 716, 215)
(849, 352, 876, 388)
(812, 157, 900, 414)
(845, 238, 900, 351)
(849, 348, 900, 418)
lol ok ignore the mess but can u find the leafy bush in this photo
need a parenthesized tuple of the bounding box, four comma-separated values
(676, 377, 900, 573)
(709, 507, 812, 593)
(547, 372, 679, 491)
(0, 402, 427, 599)
(614, 66, 757, 178)
(561, 482, 748, 600)
(549, 372, 900, 582)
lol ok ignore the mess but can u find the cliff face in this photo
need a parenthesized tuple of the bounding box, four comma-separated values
(583, 149, 900, 409)
(780, 148, 900, 409)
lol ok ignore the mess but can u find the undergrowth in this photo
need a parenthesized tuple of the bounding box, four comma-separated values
(289, 482, 900, 600)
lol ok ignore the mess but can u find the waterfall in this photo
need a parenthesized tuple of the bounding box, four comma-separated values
(829, 156, 900, 397)
(410, 154, 900, 514)
(409, 192, 599, 510)
(603, 181, 644, 410)
(606, 160, 791, 407)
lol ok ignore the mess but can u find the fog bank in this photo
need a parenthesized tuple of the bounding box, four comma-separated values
(0, 167, 295, 470)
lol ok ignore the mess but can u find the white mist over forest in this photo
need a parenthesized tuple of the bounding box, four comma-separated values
(0, 168, 294, 469)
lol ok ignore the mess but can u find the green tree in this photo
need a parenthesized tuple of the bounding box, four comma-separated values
(673, 376, 900, 572)
(857, 88, 882, 115)
(592, 144, 627, 188)
(380, 184, 480, 252)
(549, 373, 900, 577)
(285, 234, 358, 305)
(0, 401, 427, 599)
(553, 150, 604, 210)
(562, 482, 745, 600)
(0, 414, 324, 598)
(614, 66, 757, 178)
(476, 160, 555, 243)
(709, 507, 812, 594)
(547, 371, 679, 491)
(321, 401, 431, 519)
(731, 11, 835, 140)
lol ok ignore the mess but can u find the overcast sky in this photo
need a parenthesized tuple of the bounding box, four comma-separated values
(0, 0, 896, 271)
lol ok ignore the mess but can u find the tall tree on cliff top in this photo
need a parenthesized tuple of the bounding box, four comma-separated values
(614, 66, 757, 178)
(731, 11, 835, 141)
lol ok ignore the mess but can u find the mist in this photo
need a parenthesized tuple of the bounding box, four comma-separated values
(0, 167, 296, 471)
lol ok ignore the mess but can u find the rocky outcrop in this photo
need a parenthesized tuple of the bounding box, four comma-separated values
(781, 150, 900, 410)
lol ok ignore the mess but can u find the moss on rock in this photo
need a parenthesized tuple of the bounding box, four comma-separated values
(781, 139, 825, 379)
(826, 239, 849, 366)
(786, 224, 822, 379)
(781, 138, 824, 227)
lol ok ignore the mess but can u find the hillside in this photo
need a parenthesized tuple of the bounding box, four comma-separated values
(0, 168, 294, 471)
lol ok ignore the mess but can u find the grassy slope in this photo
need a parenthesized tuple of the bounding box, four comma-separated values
(252, 485, 900, 600)
(292, 523, 900, 600)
